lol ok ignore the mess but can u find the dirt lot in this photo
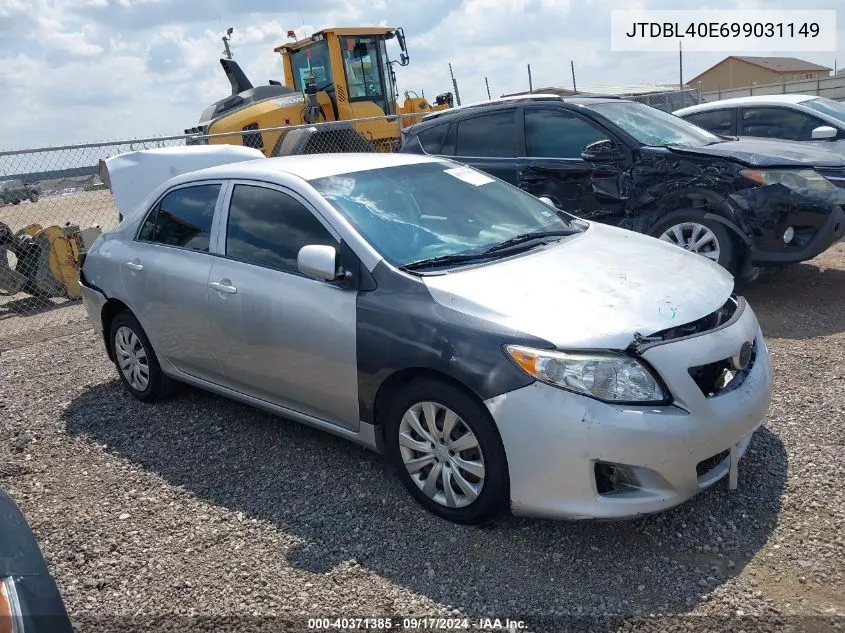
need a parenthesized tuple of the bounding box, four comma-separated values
(0, 243, 843, 633)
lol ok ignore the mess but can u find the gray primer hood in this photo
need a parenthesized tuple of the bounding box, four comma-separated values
(421, 222, 735, 350)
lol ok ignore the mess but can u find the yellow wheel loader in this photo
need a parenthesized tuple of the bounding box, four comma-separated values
(185, 26, 453, 157)
(0, 221, 101, 301)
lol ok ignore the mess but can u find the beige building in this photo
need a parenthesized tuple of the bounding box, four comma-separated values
(688, 56, 831, 93)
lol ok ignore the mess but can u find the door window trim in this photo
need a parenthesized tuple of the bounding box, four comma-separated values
(133, 179, 227, 254)
(213, 179, 346, 283)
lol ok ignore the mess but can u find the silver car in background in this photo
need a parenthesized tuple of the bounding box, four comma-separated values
(79, 147, 773, 524)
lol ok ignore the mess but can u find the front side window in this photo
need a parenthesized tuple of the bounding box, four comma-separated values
(524, 109, 609, 158)
(741, 106, 829, 141)
(586, 101, 722, 147)
(138, 184, 221, 252)
(309, 161, 580, 267)
(454, 110, 516, 157)
(225, 184, 337, 274)
(288, 41, 333, 91)
(683, 109, 734, 136)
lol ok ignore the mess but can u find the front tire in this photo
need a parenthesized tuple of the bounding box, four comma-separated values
(29, 192, 39, 203)
(109, 311, 176, 403)
(650, 213, 740, 274)
(385, 379, 508, 524)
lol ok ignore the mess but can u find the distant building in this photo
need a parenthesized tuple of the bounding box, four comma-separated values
(687, 56, 832, 93)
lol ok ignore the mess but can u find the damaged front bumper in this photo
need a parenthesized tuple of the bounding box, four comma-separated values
(729, 187, 845, 265)
(485, 297, 773, 520)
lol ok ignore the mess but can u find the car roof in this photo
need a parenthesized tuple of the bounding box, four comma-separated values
(674, 94, 818, 115)
(412, 95, 626, 129)
(183, 152, 445, 183)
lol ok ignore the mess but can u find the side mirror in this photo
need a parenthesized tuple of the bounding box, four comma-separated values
(538, 196, 556, 208)
(811, 125, 837, 140)
(298, 244, 338, 281)
(581, 139, 623, 163)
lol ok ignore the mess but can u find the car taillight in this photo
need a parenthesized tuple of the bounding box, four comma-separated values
(0, 577, 23, 633)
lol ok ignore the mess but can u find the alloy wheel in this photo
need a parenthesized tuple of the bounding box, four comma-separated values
(659, 222, 721, 262)
(114, 325, 150, 391)
(398, 401, 486, 509)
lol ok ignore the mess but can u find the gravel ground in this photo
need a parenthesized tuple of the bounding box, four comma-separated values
(1, 243, 843, 633)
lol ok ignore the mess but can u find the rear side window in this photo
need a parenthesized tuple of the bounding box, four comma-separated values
(524, 109, 609, 158)
(740, 106, 826, 141)
(417, 124, 449, 154)
(138, 184, 221, 252)
(454, 110, 516, 157)
(225, 184, 337, 274)
(683, 109, 734, 135)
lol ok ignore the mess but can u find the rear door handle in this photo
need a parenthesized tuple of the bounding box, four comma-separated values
(209, 281, 237, 294)
(125, 261, 143, 271)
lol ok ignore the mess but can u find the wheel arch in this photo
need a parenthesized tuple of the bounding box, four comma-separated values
(101, 298, 132, 361)
(646, 188, 750, 247)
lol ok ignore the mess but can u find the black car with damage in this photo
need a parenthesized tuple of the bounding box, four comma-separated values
(399, 95, 845, 280)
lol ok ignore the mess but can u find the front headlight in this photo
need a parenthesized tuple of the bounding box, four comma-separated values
(505, 345, 667, 403)
(740, 168, 836, 191)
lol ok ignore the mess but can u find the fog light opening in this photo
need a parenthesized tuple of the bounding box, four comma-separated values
(783, 226, 795, 244)
(595, 461, 641, 496)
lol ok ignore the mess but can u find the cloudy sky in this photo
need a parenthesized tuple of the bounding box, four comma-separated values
(0, 0, 842, 149)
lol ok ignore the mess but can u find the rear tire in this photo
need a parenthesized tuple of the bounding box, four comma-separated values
(29, 192, 39, 203)
(384, 378, 508, 524)
(109, 311, 177, 403)
(650, 213, 740, 274)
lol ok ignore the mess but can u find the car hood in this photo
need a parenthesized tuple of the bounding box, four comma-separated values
(666, 136, 845, 167)
(421, 222, 735, 349)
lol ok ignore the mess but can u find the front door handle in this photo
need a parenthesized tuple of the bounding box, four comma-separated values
(125, 261, 143, 271)
(209, 281, 237, 294)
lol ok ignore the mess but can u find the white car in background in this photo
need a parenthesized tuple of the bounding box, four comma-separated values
(675, 95, 845, 160)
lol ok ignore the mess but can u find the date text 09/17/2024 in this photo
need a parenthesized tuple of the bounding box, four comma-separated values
(625, 22, 820, 39)
(307, 618, 528, 630)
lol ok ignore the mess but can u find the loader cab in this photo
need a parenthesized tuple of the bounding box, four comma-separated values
(277, 27, 407, 120)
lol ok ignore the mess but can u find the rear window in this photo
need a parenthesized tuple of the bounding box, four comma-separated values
(417, 124, 449, 154)
(454, 110, 516, 157)
(683, 109, 734, 136)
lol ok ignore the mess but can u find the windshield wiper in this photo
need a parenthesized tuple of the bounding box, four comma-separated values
(482, 230, 574, 254)
(400, 252, 494, 271)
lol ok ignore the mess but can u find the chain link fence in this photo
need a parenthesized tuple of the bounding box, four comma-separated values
(624, 85, 703, 112)
(0, 115, 408, 351)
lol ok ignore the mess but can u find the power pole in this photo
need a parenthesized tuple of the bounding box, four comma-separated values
(527, 64, 533, 92)
(679, 40, 683, 90)
(571, 61, 577, 93)
(485, 76, 491, 100)
(449, 63, 462, 106)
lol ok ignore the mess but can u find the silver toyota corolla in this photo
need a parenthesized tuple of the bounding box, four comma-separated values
(80, 146, 773, 524)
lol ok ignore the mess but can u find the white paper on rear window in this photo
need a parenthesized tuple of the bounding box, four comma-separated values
(444, 166, 495, 186)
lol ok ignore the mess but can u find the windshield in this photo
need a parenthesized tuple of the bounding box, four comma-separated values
(288, 41, 333, 91)
(586, 101, 723, 147)
(309, 162, 580, 268)
(802, 97, 845, 126)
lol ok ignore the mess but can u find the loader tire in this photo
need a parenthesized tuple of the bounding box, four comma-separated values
(109, 310, 177, 403)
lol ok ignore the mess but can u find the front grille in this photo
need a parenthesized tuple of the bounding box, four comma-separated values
(633, 296, 738, 349)
(688, 339, 757, 397)
(817, 168, 845, 189)
(696, 449, 729, 477)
